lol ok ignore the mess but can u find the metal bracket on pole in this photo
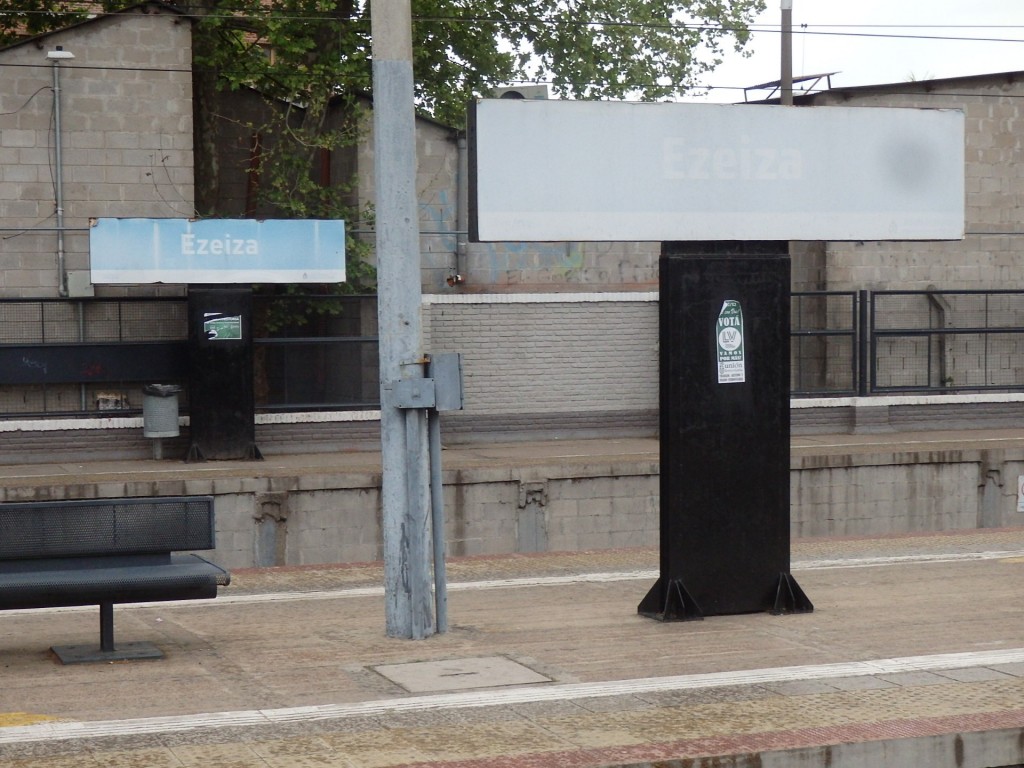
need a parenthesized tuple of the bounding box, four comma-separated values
(429, 353, 465, 412)
(391, 353, 463, 411)
(392, 378, 436, 409)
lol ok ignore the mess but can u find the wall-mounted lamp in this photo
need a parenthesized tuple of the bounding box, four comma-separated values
(47, 46, 75, 60)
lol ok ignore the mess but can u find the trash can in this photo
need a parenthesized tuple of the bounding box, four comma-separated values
(143, 384, 180, 459)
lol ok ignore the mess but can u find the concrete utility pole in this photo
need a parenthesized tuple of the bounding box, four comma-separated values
(370, 0, 435, 639)
(781, 0, 794, 106)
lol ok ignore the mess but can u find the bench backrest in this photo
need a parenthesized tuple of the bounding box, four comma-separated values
(0, 496, 215, 560)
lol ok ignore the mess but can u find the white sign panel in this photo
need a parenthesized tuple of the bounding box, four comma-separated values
(469, 100, 965, 242)
(90, 218, 346, 284)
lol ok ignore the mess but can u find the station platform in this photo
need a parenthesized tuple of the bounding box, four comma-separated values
(1, 426, 1023, 493)
(2, 523, 1024, 767)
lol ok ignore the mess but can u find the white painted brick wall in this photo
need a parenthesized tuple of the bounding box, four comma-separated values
(424, 298, 658, 416)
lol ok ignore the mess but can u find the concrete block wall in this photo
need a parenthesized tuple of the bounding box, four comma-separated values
(2, 443, 1023, 570)
(441, 471, 660, 558)
(460, 240, 659, 292)
(808, 81, 1024, 291)
(790, 445, 1024, 539)
(545, 475, 660, 551)
(356, 113, 461, 292)
(357, 108, 660, 293)
(0, 456, 657, 570)
(790, 463, 980, 538)
(0, 6, 194, 298)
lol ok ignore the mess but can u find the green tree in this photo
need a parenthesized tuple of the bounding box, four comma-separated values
(1, 0, 765, 290)
(1, 0, 765, 123)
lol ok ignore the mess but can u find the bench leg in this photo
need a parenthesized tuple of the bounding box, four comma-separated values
(50, 603, 165, 664)
(100, 601, 115, 653)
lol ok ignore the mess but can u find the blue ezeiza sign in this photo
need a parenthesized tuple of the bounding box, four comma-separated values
(89, 218, 346, 284)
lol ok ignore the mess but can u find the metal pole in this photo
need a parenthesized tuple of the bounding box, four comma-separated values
(780, 1, 793, 106)
(454, 134, 469, 284)
(857, 289, 870, 396)
(428, 409, 448, 633)
(50, 50, 71, 297)
(371, 0, 435, 639)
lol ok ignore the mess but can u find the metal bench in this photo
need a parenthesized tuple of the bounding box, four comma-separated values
(0, 495, 230, 664)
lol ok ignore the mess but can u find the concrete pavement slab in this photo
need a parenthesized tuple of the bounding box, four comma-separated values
(374, 657, 551, 693)
(1, 528, 1024, 766)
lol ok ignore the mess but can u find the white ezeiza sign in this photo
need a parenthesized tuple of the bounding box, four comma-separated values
(469, 100, 965, 242)
(90, 218, 346, 284)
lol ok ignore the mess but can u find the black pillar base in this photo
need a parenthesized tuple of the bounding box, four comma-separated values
(637, 577, 704, 622)
(186, 441, 263, 463)
(772, 572, 814, 615)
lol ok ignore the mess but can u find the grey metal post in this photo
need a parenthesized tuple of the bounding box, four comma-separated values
(780, 1, 794, 106)
(49, 48, 72, 297)
(857, 289, 870, 397)
(429, 409, 448, 633)
(371, 0, 435, 639)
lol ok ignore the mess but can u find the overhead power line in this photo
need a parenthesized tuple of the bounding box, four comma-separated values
(5, 6, 1024, 45)
(3, 8, 1024, 100)
(2, 55, 1024, 101)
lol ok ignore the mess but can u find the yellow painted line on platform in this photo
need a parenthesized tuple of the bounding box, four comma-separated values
(0, 713, 64, 727)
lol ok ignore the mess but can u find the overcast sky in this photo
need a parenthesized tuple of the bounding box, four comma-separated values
(685, 0, 1024, 102)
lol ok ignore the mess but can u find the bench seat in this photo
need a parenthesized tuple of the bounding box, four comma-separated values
(0, 553, 229, 611)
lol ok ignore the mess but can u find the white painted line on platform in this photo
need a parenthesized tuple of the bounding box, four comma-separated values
(6, 550, 1022, 617)
(797, 550, 1024, 570)
(795, 436, 1024, 450)
(209, 549, 1024, 605)
(3, 647, 1024, 744)
(791, 393, 1024, 408)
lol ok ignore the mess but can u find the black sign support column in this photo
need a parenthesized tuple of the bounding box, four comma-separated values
(186, 285, 261, 462)
(639, 241, 812, 620)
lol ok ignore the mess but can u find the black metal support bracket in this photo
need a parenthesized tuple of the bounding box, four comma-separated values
(771, 572, 814, 615)
(637, 577, 705, 622)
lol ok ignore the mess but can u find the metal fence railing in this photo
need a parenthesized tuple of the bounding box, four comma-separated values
(0, 295, 379, 418)
(868, 290, 1024, 393)
(252, 294, 379, 411)
(791, 289, 1024, 396)
(0, 290, 1021, 417)
(790, 291, 858, 396)
(0, 297, 188, 417)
